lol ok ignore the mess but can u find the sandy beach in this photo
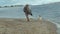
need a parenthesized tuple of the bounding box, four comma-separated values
(0, 18, 57, 34)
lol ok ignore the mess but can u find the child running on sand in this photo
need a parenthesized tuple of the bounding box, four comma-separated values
(23, 4, 32, 21)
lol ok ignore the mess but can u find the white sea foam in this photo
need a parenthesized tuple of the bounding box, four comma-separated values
(46, 19, 60, 28)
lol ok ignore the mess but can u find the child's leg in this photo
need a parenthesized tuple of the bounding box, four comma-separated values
(26, 14, 29, 21)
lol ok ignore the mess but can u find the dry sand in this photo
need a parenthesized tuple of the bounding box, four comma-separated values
(0, 18, 57, 34)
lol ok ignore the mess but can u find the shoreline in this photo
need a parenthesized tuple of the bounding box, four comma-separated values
(0, 18, 57, 34)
